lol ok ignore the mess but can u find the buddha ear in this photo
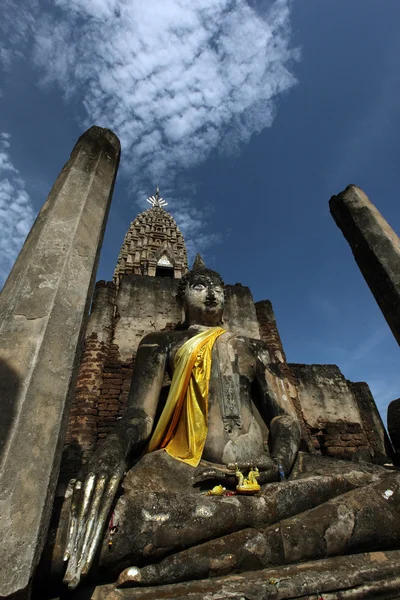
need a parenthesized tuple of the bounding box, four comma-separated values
(192, 254, 206, 271)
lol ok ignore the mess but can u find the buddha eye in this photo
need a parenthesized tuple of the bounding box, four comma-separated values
(192, 284, 205, 291)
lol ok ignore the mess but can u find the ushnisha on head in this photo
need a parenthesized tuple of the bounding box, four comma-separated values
(178, 254, 225, 327)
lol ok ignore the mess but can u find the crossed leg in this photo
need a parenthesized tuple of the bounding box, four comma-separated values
(89, 451, 396, 580)
(116, 473, 400, 587)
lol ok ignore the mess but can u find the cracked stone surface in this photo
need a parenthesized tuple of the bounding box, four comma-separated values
(71, 549, 400, 599)
(330, 184, 400, 347)
(0, 126, 120, 598)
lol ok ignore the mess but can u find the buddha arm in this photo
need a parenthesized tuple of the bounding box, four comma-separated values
(107, 332, 168, 462)
(269, 413, 301, 476)
(63, 333, 168, 589)
(255, 356, 301, 477)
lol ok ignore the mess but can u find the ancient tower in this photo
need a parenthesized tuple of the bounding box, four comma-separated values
(113, 188, 188, 285)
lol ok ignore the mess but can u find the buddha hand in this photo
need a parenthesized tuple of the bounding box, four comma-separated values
(227, 455, 279, 483)
(62, 437, 126, 589)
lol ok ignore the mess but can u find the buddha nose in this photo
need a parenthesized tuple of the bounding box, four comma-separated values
(207, 287, 216, 299)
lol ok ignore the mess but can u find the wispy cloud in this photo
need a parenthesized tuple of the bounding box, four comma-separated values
(0, 133, 36, 287)
(1, 0, 297, 257)
(306, 323, 391, 374)
(340, 326, 390, 372)
(172, 198, 222, 259)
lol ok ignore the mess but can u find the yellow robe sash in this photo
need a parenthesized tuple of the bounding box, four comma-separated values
(146, 326, 226, 467)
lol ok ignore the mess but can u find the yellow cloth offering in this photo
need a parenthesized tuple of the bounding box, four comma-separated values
(146, 326, 226, 467)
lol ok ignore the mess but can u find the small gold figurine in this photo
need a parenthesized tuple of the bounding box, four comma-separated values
(204, 484, 226, 496)
(235, 466, 260, 495)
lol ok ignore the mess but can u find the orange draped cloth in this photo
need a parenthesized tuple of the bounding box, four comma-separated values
(146, 327, 226, 467)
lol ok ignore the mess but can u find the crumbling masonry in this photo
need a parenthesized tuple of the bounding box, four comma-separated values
(61, 189, 393, 486)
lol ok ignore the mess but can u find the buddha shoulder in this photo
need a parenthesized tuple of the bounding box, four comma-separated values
(138, 329, 192, 353)
(231, 335, 271, 360)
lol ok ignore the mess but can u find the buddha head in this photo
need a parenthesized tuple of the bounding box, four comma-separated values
(179, 255, 225, 327)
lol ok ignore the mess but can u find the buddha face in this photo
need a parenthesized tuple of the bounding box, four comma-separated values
(184, 274, 225, 326)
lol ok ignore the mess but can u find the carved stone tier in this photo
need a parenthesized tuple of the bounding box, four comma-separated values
(113, 205, 188, 286)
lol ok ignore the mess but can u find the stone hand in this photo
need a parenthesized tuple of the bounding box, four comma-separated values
(193, 456, 280, 486)
(227, 456, 279, 483)
(63, 440, 126, 590)
(193, 467, 235, 486)
(257, 458, 280, 484)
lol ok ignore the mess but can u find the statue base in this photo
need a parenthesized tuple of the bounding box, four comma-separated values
(65, 549, 400, 599)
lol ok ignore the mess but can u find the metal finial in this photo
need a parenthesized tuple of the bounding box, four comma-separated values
(146, 186, 168, 208)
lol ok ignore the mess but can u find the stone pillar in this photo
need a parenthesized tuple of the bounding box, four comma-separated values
(350, 382, 393, 464)
(61, 280, 116, 484)
(388, 398, 400, 462)
(0, 126, 120, 597)
(330, 185, 400, 346)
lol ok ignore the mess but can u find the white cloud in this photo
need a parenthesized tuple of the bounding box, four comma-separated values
(170, 194, 222, 260)
(0, 134, 36, 287)
(1, 0, 297, 256)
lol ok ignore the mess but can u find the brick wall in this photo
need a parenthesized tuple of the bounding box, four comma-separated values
(291, 364, 373, 460)
(113, 275, 182, 362)
(61, 281, 115, 483)
(97, 344, 134, 442)
(224, 284, 260, 339)
(308, 421, 370, 460)
(351, 381, 393, 464)
(255, 300, 314, 452)
(255, 300, 287, 363)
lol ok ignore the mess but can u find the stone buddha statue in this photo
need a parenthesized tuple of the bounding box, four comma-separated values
(60, 257, 400, 592)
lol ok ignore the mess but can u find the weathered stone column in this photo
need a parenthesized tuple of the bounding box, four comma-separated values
(0, 126, 120, 597)
(330, 185, 400, 346)
(388, 398, 400, 462)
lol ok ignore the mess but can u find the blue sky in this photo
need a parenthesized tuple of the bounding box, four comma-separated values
(1, 0, 399, 420)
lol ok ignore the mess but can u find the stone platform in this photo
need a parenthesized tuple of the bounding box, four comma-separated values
(68, 550, 400, 600)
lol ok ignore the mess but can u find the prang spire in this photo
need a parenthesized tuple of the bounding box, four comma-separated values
(146, 186, 168, 208)
(113, 188, 188, 285)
